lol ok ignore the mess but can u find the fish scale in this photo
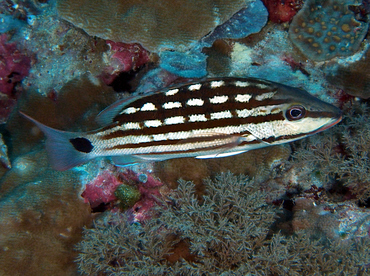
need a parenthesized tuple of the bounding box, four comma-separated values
(21, 77, 342, 171)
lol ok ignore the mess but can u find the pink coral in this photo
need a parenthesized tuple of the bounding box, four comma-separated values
(100, 41, 150, 85)
(81, 171, 122, 209)
(0, 34, 30, 95)
(0, 34, 30, 123)
(261, 0, 303, 23)
(129, 173, 165, 222)
(81, 168, 166, 222)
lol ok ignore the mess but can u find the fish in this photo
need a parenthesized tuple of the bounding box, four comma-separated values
(21, 77, 342, 171)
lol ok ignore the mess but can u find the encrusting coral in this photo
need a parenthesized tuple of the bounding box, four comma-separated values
(326, 48, 370, 99)
(153, 144, 291, 194)
(289, 0, 369, 61)
(75, 172, 370, 275)
(0, 149, 92, 276)
(56, 0, 247, 52)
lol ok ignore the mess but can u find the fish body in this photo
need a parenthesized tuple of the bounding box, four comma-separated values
(22, 77, 342, 171)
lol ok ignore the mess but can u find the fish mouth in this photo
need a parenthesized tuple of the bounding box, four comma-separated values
(312, 113, 342, 134)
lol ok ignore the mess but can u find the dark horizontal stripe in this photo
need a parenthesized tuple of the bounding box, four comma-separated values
(104, 133, 240, 151)
(98, 113, 285, 140)
(113, 98, 287, 124)
(306, 111, 339, 119)
(111, 77, 280, 123)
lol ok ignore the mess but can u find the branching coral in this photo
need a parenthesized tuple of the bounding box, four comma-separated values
(160, 172, 277, 271)
(292, 102, 370, 202)
(75, 172, 370, 275)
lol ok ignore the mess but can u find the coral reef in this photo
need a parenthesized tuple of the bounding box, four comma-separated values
(0, 14, 25, 33)
(0, 34, 30, 123)
(114, 183, 141, 210)
(326, 47, 370, 99)
(0, 149, 92, 276)
(0, 133, 11, 170)
(159, 0, 268, 78)
(81, 167, 166, 222)
(293, 197, 370, 240)
(153, 144, 291, 193)
(228, 25, 331, 98)
(261, 0, 303, 23)
(2, 0, 370, 274)
(75, 173, 370, 275)
(289, 0, 369, 61)
(292, 102, 370, 202)
(56, 0, 247, 52)
(81, 170, 123, 209)
(7, 74, 118, 158)
(100, 41, 150, 86)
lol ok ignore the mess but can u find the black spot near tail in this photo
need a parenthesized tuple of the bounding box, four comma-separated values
(69, 137, 93, 153)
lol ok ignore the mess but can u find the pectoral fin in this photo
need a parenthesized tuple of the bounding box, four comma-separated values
(196, 150, 248, 159)
(111, 155, 150, 166)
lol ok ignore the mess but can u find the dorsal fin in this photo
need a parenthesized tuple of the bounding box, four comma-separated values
(95, 95, 140, 126)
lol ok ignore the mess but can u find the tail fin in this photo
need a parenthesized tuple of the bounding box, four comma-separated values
(20, 112, 93, 171)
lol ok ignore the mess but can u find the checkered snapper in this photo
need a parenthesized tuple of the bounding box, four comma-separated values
(21, 77, 342, 171)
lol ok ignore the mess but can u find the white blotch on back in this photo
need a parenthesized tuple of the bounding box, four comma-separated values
(210, 80, 225, 88)
(187, 98, 204, 106)
(234, 81, 250, 87)
(235, 94, 252, 103)
(188, 84, 202, 91)
(165, 88, 179, 96)
(210, 110, 233, 120)
(189, 114, 208, 122)
(144, 120, 162, 127)
(123, 122, 142, 130)
(165, 116, 185, 125)
(236, 104, 284, 118)
(255, 83, 269, 89)
(209, 95, 228, 104)
(123, 107, 139, 114)
(255, 91, 276, 101)
(141, 102, 157, 111)
(163, 102, 182, 109)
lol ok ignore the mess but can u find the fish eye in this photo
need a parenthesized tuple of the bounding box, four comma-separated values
(286, 105, 306, 121)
